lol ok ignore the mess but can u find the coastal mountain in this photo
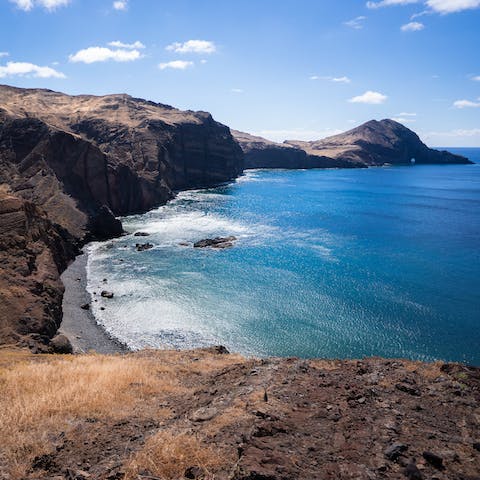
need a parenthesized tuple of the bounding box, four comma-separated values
(285, 119, 470, 167)
(231, 130, 359, 169)
(235, 119, 470, 169)
(0, 84, 243, 239)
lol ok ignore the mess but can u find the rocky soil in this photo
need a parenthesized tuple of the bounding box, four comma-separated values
(1, 348, 478, 480)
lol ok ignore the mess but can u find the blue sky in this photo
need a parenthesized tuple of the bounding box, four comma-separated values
(0, 0, 479, 146)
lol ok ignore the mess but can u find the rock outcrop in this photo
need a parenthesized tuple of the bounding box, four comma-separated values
(0, 191, 77, 351)
(232, 129, 358, 169)
(0, 84, 244, 348)
(285, 119, 472, 166)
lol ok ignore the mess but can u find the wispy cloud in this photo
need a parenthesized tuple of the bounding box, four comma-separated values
(311, 75, 352, 84)
(0, 61, 65, 78)
(367, 0, 480, 13)
(397, 112, 417, 116)
(0, 52, 9, 58)
(453, 98, 480, 108)
(158, 60, 194, 70)
(108, 40, 145, 50)
(349, 90, 388, 104)
(166, 40, 216, 54)
(344, 16, 367, 29)
(231, 88, 244, 93)
(9, 0, 70, 11)
(69, 46, 142, 64)
(113, 0, 127, 10)
(367, 0, 419, 9)
(392, 117, 416, 123)
(471, 75, 480, 81)
(401, 21, 425, 31)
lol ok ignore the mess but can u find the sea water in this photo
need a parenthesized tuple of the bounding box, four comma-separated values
(87, 148, 480, 364)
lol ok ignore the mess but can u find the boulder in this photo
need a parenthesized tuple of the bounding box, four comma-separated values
(50, 334, 73, 354)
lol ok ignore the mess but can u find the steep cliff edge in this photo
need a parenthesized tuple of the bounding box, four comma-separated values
(0, 85, 244, 348)
(286, 119, 472, 166)
(0, 84, 244, 238)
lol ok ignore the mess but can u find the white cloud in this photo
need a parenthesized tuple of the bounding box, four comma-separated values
(344, 16, 367, 29)
(108, 40, 145, 49)
(69, 47, 142, 64)
(254, 128, 344, 143)
(472, 76, 480, 81)
(349, 90, 388, 104)
(310, 75, 351, 83)
(0, 52, 9, 58)
(231, 88, 244, 93)
(397, 112, 417, 116)
(9, 0, 70, 11)
(392, 117, 416, 123)
(166, 40, 216, 54)
(158, 60, 194, 70)
(332, 76, 352, 83)
(401, 21, 425, 30)
(426, 0, 480, 13)
(113, 0, 127, 10)
(367, 0, 419, 8)
(453, 98, 480, 108)
(0, 61, 65, 78)
(366, 0, 480, 12)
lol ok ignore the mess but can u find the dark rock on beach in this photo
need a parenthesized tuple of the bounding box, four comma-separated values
(101, 291, 114, 299)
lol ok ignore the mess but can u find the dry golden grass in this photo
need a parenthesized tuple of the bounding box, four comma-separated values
(124, 430, 226, 480)
(0, 351, 184, 479)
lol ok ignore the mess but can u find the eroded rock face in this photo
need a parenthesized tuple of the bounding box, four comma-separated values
(0, 192, 77, 349)
(285, 119, 472, 167)
(0, 85, 244, 239)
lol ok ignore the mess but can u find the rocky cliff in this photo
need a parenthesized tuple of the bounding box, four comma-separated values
(285, 119, 471, 167)
(0, 85, 244, 349)
(0, 85, 244, 239)
(232, 130, 358, 169)
(0, 191, 77, 350)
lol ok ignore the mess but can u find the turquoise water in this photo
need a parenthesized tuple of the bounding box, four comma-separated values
(87, 148, 480, 364)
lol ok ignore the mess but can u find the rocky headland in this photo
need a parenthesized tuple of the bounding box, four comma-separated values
(234, 120, 471, 169)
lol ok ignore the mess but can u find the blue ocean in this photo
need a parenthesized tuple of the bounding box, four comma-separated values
(87, 148, 480, 365)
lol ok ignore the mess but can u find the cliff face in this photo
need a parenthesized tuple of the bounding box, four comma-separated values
(0, 85, 244, 238)
(0, 192, 77, 350)
(232, 129, 358, 169)
(0, 85, 244, 349)
(286, 119, 471, 167)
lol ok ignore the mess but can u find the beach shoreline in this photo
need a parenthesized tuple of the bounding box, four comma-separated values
(59, 251, 128, 354)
